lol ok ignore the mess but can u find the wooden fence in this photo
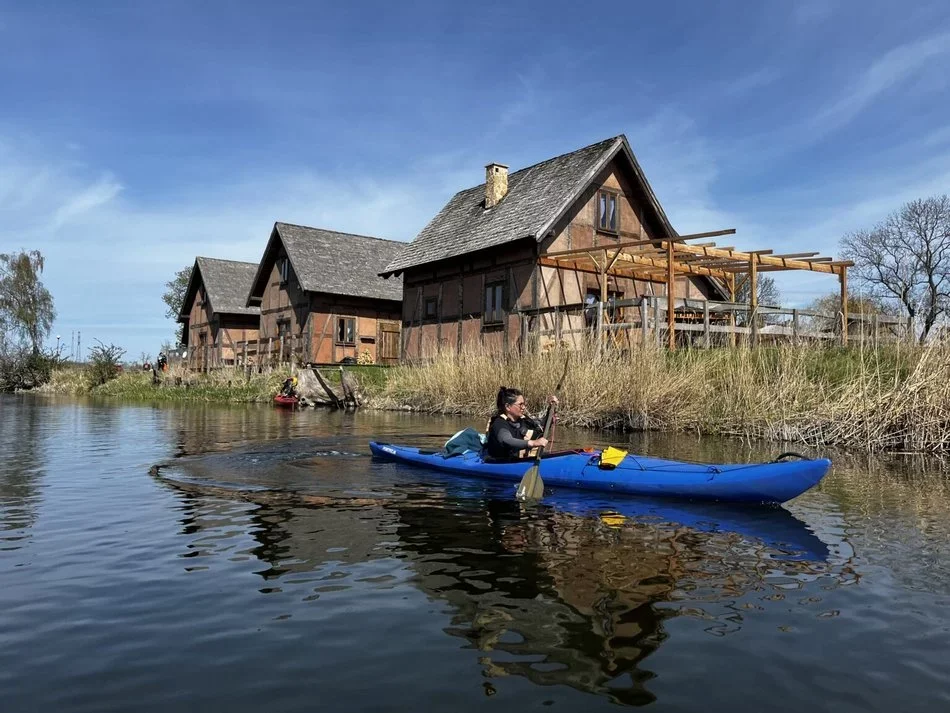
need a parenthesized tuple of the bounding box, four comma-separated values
(516, 296, 912, 351)
(186, 297, 913, 371)
(186, 334, 309, 372)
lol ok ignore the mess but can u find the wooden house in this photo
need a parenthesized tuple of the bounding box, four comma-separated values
(380, 135, 730, 359)
(178, 257, 261, 369)
(246, 222, 404, 365)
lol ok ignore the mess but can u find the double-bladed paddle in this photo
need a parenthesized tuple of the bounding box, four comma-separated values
(515, 355, 569, 502)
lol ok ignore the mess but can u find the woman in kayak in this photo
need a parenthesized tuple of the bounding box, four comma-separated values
(485, 387, 558, 461)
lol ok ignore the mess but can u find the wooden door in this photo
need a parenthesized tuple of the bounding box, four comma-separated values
(378, 321, 400, 365)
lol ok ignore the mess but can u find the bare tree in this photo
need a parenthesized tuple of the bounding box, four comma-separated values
(807, 292, 892, 335)
(735, 275, 781, 325)
(840, 195, 950, 342)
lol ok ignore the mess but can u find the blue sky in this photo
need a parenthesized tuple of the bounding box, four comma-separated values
(2, 0, 950, 359)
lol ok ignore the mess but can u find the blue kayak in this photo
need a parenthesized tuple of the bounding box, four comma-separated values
(368, 442, 831, 504)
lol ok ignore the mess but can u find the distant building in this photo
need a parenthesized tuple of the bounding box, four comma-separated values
(246, 222, 404, 365)
(179, 257, 260, 369)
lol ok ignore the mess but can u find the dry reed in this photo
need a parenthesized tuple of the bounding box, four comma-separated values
(375, 342, 950, 454)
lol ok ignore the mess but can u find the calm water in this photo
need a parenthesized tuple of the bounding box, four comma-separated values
(2, 394, 950, 712)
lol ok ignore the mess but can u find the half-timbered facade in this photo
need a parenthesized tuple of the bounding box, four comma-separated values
(247, 222, 404, 365)
(178, 257, 260, 369)
(380, 135, 729, 359)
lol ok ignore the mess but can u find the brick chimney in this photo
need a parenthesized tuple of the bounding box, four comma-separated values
(485, 162, 509, 208)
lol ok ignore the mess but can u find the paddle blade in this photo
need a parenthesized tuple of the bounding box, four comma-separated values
(516, 464, 544, 501)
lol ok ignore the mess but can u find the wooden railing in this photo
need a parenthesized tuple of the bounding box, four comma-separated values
(516, 296, 912, 350)
(186, 334, 308, 372)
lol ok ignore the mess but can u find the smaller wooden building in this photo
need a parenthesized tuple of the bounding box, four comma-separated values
(178, 257, 261, 369)
(246, 222, 404, 365)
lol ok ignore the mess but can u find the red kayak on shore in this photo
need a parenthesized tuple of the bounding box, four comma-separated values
(273, 394, 299, 408)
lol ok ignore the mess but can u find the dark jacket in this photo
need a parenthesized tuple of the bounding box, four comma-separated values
(485, 411, 548, 461)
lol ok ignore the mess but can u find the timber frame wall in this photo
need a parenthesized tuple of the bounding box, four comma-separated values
(183, 285, 259, 370)
(257, 246, 401, 365)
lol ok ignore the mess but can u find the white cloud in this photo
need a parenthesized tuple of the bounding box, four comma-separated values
(811, 30, 950, 135)
(721, 67, 781, 96)
(0, 137, 455, 355)
(48, 174, 122, 230)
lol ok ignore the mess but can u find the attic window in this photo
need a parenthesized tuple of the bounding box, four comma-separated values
(598, 190, 619, 234)
(278, 258, 290, 285)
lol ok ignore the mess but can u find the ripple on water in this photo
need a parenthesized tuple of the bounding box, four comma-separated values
(2, 397, 950, 711)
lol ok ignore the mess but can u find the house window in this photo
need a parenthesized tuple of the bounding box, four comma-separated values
(278, 257, 290, 284)
(484, 281, 505, 325)
(424, 297, 438, 320)
(336, 317, 356, 345)
(598, 190, 619, 234)
(277, 319, 291, 338)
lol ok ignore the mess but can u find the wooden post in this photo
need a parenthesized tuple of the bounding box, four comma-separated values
(267, 337, 272, 367)
(437, 281, 444, 353)
(243, 341, 248, 366)
(641, 297, 648, 347)
(703, 300, 710, 348)
(873, 313, 879, 347)
(728, 274, 736, 348)
(595, 300, 603, 356)
(457, 275, 464, 356)
(654, 296, 662, 348)
(792, 309, 800, 345)
(666, 240, 675, 350)
(749, 257, 758, 347)
(279, 335, 285, 364)
(840, 266, 849, 346)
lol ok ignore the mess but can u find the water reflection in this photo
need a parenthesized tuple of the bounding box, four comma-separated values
(154, 444, 854, 707)
(6, 397, 950, 711)
(0, 396, 47, 539)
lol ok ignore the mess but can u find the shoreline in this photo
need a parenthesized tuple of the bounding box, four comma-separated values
(24, 342, 950, 455)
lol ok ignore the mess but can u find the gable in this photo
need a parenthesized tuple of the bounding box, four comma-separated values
(248, 222, 404, 304)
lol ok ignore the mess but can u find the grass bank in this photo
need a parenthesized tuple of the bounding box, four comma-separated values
(40, 364, 284, 402)
(373, 343, 950, 454)
(39, 363, 392, 403)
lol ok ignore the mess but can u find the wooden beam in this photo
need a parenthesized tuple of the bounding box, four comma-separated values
(773, 252, 819, 259)
(604, 248, 623, 274)
(540, 254, 731, 281)
(663, 242, 842, 274)
(540, 228, 736, 259)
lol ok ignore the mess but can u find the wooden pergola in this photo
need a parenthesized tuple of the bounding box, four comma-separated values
(539, 229, 855, 349)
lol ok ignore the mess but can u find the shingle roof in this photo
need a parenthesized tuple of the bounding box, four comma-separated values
(248, 223, 404, 303)
(382, 136, 648, 275)
(179, 257, 260, 320)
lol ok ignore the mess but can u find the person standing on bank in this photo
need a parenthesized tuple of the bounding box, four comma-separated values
(485, 387, 559, 461)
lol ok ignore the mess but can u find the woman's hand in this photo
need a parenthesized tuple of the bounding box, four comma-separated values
(548, 395, 559, 405)
(529, 437, 549, 449)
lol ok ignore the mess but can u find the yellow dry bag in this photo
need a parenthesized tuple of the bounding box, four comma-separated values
(599, 446, 628, 468)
